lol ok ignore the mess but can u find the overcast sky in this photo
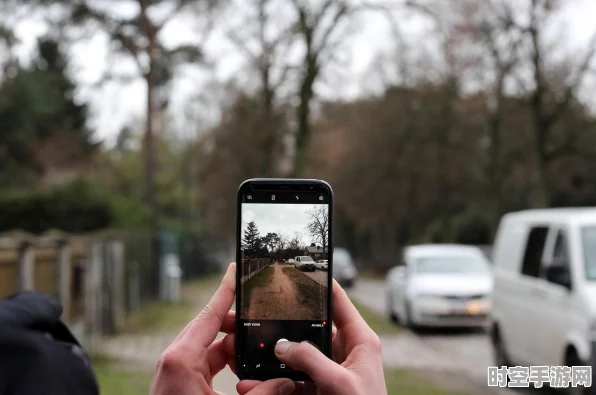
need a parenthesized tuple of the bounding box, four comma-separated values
(6, 0, 596, 144)
(242, 203, 327, 246)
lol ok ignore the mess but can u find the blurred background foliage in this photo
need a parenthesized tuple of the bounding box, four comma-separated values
(1, 0, 596, 272)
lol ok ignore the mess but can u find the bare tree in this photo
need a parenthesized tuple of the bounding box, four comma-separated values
(306, 205, 329, 255)
(454, 0, 525, 226)
(288, 0, 410, 176)
(225, 0, 293, 174)
(65, 0, 218, 210)
(518, 0, 596, 207)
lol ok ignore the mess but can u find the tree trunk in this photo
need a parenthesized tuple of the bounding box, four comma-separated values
(144, 74, 155, 210)
(531, 117, 550, 208)
(140, 0, 157, 214)
(294, 68, 316, 177)
(260, 71, 276, 175)
(488, 98, 503, 233)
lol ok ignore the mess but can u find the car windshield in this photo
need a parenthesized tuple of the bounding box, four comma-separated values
(301, 257, 315, 263)
(582, 227, 596, 280)
(414, 256, 490, 274)
(334, 250, 353, 266)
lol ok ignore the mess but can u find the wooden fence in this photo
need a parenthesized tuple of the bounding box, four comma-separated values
(240, 258, 272, 284)
(0, 231, 129, 351)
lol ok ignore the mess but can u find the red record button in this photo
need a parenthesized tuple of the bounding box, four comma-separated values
(259, 343, 264, 348)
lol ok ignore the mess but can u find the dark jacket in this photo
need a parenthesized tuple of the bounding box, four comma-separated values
(0, 291, 99, 395)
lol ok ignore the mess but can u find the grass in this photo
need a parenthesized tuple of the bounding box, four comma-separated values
(359, 269, 388, 280)
(282, 266, 326, 318)
(353, 300, 401, 335)
(385, 369, 473, 395)
(122, 276, 221, 334)
(92, 355, 153, 395)
(123, 300, 196, 334)
(241, 265, 274, 310)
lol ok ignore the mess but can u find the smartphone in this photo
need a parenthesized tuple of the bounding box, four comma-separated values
(235, 178, 333, 381)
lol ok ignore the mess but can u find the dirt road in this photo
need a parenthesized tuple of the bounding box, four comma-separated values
(246, 263, 323, 320)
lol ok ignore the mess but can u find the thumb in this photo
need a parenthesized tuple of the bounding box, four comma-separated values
(241, 378, 295, 395)
(274, 341, 346, 389)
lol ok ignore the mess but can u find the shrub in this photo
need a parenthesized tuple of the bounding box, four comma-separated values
(453, 206, 492, 245)
(0, 180, 151, 234)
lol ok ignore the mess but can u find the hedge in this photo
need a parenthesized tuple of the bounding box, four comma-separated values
(0, 180, 151, 234)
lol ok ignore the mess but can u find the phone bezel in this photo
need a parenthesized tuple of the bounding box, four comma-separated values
(235, 178, 334, 382)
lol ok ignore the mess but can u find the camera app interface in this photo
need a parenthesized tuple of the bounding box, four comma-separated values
(239, 192, 330, 373)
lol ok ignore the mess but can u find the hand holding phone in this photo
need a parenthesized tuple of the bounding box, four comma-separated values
(235, 179, 333, 382)
(237, 279, 389, 395)
(150, 263, 296, 395)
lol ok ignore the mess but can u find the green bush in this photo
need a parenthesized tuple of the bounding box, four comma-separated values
(453, 206, 492, 245)
(0, 180, 151, 234)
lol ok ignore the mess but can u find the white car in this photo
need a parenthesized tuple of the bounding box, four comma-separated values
(490, 208, 596, 383)
(316, 260, 328, 270)
(386, 244, 492, 329)
(333, 248, 357, 288)
(294, 256, 316, 272)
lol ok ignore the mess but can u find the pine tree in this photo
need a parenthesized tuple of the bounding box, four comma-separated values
(242, 221, 261, 256)
(0, 37, 94, 186)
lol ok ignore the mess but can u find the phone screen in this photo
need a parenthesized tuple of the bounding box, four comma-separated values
(236, 182, 332, 379)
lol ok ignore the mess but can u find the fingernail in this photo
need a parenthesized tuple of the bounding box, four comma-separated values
(278, 380, 295, 395)
(275, 341, 293, 354)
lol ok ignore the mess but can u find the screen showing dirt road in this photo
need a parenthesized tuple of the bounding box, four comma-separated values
(238, 193, 331, 375)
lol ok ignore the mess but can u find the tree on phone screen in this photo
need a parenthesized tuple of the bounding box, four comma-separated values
(306, 206, 329, 257)
(242, 221, 261, 257)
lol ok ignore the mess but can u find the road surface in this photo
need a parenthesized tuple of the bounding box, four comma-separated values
(301, 268, 328, 286)
(348, 279, 522, 394)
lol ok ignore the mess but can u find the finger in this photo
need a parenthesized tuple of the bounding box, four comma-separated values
(223, 333, 235, 356)
(221, 310, 236, 334)
(275, 341, 347, 390)
(207, 337, 227, 376)
(331, 279, 367, 331)
(291, 382, 318, 395)
(237, 380, 261, 394)
(178, 263, 236, 350)
(237, 379, 295, 395)
(332, 325, 337, 338)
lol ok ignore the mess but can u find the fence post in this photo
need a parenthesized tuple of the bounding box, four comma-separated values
(57, 239, 72, 319)
(18, 240, 35, 291)
(84, 239, 103, 352)
(111, 240, 126, 332)
(129, 260, 141, 312)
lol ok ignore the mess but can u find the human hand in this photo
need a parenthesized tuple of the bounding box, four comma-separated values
(238, 279, 387, 395)
(150, 263, 296, 395)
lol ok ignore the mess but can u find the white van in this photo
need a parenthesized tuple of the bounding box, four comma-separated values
(490, 208, 596, 377)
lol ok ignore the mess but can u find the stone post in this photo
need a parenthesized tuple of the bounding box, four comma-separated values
(18, 240, 35, 291)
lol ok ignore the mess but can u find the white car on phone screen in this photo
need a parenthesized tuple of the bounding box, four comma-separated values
(316, 260, 328, 270)
(386, 244, 493, 330)
(294, 256, 316, 272)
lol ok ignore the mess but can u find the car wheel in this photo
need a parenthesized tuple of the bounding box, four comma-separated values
(566, 349, 589, 395)
(491, 324, 511, 367)
(404, 300, 420, 331)
(387, 290, 398, 324)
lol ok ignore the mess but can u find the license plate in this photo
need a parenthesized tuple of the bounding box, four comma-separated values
(466, 301, 485, 315)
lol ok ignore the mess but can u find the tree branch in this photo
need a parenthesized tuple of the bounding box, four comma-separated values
(545, 30, 596, 125)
